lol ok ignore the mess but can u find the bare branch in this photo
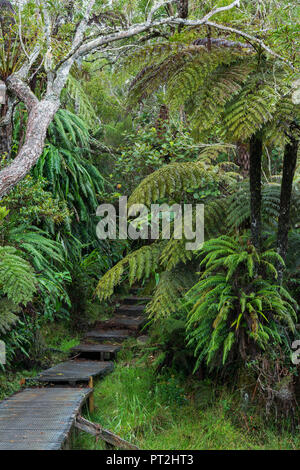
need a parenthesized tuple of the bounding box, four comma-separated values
(7, 75, 38, 109)
(206, 21, 294, 69)
(147, 0, 175, 23)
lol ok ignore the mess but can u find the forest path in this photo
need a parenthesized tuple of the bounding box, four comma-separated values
(0, 295, 149, 449)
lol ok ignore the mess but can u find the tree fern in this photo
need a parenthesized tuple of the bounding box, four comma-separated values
(185, 236, 297, 369)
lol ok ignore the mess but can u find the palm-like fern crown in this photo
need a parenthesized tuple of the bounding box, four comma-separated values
(124, 33, 298, 143)
(185, 236, 297, 368)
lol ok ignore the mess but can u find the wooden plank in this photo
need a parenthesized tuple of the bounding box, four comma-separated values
(85, 329, 131, 342)
(75, 415, 140, 450)
(98, 315, 146, 331)
(120, 296, 151, 304)
(116, 304, 146, 316)
(36, 360, 114, 384)
(0, 387, 91, 450)
(70, 343, 121, 355)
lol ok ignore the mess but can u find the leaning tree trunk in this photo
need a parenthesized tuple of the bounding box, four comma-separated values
(0, 75, 60, 198)
(276, 134, 299, 281)
(0, 99, 13, 158)
(249, 133, 263, 250)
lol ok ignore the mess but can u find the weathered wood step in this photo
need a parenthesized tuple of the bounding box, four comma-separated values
(35, 359, 114, 384)
(97, 315, 146, 331)
(116, 304, 146, 316)
(0, 387, 91, 450)
(85, 329, 131, 342)
(121, 296, 151, 305)
(70, 343, 121, 360)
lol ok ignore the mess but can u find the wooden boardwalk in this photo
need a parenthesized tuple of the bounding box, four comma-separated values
(0, 388, 91, 450)
(70, 343, 121, 361)
(36, 359, 114, 384)
(0, 296, 147, 450)
(85, 328, 132, 342)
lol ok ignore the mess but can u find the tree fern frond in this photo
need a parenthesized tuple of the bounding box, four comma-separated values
(146, 269, 196, 321)
(96, 243, 165, 300)
(0, 246, 37, 306)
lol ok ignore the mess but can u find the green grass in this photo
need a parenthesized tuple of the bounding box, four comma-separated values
(0, 369, 40, 401)
(0, 321, 81, 402)
(41, 322, 81, 351)
(72, 342, 300, 450)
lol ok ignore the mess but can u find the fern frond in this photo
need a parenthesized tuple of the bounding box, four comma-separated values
(0, 246, 36, 306)
(96, 243, 165, 300)
(146, 269, 195, 321)
(128, 161, 235, 207)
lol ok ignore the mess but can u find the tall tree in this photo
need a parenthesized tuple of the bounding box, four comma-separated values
(276, 125, 299, 279)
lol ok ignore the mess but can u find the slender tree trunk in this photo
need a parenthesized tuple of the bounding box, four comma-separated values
(276, 134, 299, 281)
(236, 141, 250, 177)
(249, 133, 263, 250)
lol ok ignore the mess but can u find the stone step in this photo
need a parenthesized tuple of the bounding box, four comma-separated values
(35, 359, 114, 385)
(70, 343, 121, 360)
(85, 328, 132, 342)
(115, 304, 146, 316)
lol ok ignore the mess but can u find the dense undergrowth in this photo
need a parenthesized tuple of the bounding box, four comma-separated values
(72, 339, 300, 450)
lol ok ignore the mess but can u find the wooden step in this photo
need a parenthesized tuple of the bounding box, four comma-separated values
(121, 296, 151, 305)
(115, 304, 146, 316)
(96, 315, 146, 331)
(0, 387, 91, 450)
(70, 343, 121, 360)
(35, 359, 114, 385)
(85, 329, 132, 342)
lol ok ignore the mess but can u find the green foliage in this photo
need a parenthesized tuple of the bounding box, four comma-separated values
(227, 180, 300, 231)
(0, 7, 39, 79)
(1, 175, 71, 225)
(65, 74, 99, 130)
(128, 160, 237, 207)
(146, 269, 195, 320)
(96, 243, 163, 300)
(0, 245, 37, 338)
(0, 246, 37, 306)
(125, 35, 298, 143)
(0, 298, 19, 334)
(149, 315, 195, 375)
(112, 124, 201, 194)
(33, 109, 105, 223)
(185, 236, 297, 370)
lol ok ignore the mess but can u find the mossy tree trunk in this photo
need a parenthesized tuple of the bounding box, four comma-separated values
(249, 133, 263, 250)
